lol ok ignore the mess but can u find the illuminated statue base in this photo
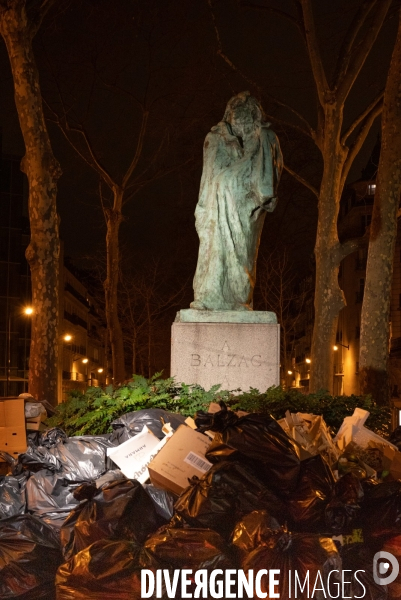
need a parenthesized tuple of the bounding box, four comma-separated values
(171, 318, 280, 392)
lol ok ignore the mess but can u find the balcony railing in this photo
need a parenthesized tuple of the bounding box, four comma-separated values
(63, 371, 86, 382)
(64, 310, 87, 329)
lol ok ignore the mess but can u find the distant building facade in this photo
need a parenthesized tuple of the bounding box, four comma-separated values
(0, 140, 111, 402)
(288, 139, 401, 397)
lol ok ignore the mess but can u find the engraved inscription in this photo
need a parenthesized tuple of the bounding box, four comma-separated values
(191, 354, 201, 366)
(190, 352, 263, 368)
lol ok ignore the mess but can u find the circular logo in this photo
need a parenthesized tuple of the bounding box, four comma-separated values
(373, 551, 400, 586)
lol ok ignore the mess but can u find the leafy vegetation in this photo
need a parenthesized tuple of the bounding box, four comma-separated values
(47, 374, 392, 437)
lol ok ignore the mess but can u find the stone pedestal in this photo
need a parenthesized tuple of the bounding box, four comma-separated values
(171, 318, 280, 392)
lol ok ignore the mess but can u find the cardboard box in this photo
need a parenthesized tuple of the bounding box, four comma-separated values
(0, 426, 27, 461)
(0, 402, 5, 427)
(148, 425, 212, 495)
(107, 425, 173, 483)
(5, 426, 26, 448)
(0, 399, 27, 461)
(3, 399, 25, 427)
(26, 409, 48, 431)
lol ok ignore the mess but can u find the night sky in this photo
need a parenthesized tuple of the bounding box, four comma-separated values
(0, 0, 398, 293)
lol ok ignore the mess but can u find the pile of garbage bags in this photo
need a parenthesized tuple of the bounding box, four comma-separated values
(1, 404, 400, 599)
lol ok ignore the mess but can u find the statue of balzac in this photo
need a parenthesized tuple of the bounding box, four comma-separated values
(190, 91, 283, 312)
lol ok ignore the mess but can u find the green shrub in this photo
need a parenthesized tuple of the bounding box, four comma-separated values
(46, 375, 392, 438)
(227, 387, 391, 438)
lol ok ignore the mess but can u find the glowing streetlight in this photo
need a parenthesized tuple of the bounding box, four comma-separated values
(6, 306, 33, 396)
(97, 368, 103, 373)
(64, 334, 72, 342)
(82, 358, 89, 364)
(333, 343, 349, 350)
(305, 358, 311, 364)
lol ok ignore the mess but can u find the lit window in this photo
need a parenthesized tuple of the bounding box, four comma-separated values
(368, 183, 376, 195)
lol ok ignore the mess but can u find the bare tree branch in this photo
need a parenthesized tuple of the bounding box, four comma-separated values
(341, 88, 384, 143)
(339, 231, 369, 260)
(341, 99, 383, 187)
(208, 0, 315, 140)
(28, 0, 59, 38)
(336, 0, 392, 103)
(264, 93, 316, 140)
(300, 0, 330, 104)
(240, 1, 305, 38)
(284, 164, 319, 198)
(207, 0, 262, 96)
(122, 109, 149, 189)
(332, 0, 377, 88)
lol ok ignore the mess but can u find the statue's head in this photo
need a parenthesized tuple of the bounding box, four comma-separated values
(223, 91, 265, 136)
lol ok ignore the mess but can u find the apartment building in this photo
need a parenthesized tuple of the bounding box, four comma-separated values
(289, 139, 401, 396)
(0, 143, 111, 402)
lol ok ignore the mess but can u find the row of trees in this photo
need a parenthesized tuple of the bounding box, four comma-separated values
(210, 0, 401, 401)
(0, 0, 400, 403)
(0, 0, 208, 401)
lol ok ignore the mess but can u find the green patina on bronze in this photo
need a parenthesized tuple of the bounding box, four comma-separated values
(190, 92, 283, 314)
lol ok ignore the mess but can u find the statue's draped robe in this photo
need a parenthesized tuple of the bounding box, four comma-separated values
(192, 121, 283, 310)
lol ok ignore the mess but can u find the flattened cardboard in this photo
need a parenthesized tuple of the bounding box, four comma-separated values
(148, 425, 212, 495)
(107, 425, 172, 483)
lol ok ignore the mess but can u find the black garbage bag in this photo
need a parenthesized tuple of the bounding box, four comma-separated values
(47, 435, 116, 481)
(60, 478, 162, 560)
(286, 454, 335, 533)
(231, 510, 283, 558)
(25, 470, 82, 530)
(39, 427, 68, 448)
(0, 473, 27, 519)
(340, 543, 388, 600)
(241, 531, 341, 599)
(19, 434, 117, 480)
(325, 472, 363, 534)
(389, 426, 401, 451)
(143, 526, 235, 570)
(142, 526, 235, 599)
(0, 514, 62, 599)
(144, 483, 175, 521)
(110, 408, 186, 444)
(17, 444, 62, 473)
(174, 461, 285, 538)
(56, 539, 144, 600)
(195, 403, 300, 494)
(359, 480, 401, 539)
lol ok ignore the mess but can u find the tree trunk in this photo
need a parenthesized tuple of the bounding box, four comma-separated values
(359, 10, 401, 404)
(0, 2, 61, 404)
(310, 112, 346, 393)
(104, 196, 125, 384)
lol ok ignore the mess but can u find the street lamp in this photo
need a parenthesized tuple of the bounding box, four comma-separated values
(6, 306, 33, 397)
(305, 358, 311, 364)
(333, 343, 349, 351)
